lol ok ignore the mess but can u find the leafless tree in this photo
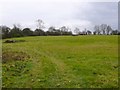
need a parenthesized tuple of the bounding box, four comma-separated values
(60, 26, 69, 35)
(100, 24, 107, 35)
(13, 24, 22, 30)
(36, 19, 45, 30)
(94, 25, 101, 35)
(74, 27, 80, 35)
(106, 25, 112, 35)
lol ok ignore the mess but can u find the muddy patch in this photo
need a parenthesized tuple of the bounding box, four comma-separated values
(4, 40, 26, 43)
(2, 51, 30, 63)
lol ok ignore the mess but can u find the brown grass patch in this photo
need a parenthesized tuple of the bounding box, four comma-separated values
(2, 51, 30, 63)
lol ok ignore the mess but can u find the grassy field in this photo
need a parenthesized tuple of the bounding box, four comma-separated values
(2, 35, 118, 88)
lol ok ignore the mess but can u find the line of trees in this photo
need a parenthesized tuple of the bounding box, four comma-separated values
(93, 24, 119, 35)
(73, 24, 120, 35)
(0, 25, 72, 39)
(1, 19, 120, 39)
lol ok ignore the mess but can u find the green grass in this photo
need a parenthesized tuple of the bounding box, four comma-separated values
(2, 35, 118, 88)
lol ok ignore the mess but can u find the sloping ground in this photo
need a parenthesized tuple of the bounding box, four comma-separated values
(2, 35, 118, 88)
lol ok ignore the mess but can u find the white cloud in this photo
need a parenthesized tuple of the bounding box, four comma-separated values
(0, 0, 119, 3)
(0, 4, 2, 24)
(0, 0, 118, 31)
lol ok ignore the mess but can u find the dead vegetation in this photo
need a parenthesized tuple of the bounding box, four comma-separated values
(2, 51, 30, 63)
(4, 40, 26, 43)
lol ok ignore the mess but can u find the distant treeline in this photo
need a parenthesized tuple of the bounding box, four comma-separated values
(1, 20, 120, 39)
(1, 25, 73, 39)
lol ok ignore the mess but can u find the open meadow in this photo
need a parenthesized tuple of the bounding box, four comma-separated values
(2, 35, 118, 88)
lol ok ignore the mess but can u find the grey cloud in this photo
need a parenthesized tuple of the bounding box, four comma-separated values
(75, 2, 118, 29)
(1, 1, 118, 31)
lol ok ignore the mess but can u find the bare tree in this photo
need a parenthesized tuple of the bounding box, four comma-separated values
(100, 24, 107, 35)
(74, 27, 80, 35)
(94, 25, 101, 35)
(60, 26, 69, 35)
(106, 25, 112, 35)
(13, 24, 22, 30)
(36, 19, 45, 30)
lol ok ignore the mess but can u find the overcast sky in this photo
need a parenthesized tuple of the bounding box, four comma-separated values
(0, 0, 118, 31)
